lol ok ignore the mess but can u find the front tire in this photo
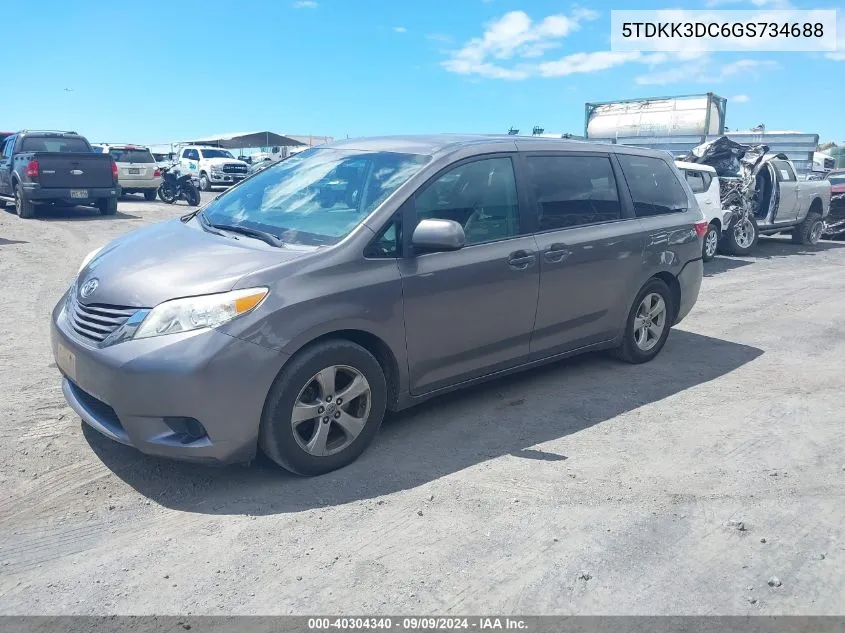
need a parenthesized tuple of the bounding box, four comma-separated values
(702, 223, 719, 262)
(791, 211, 823, 245)
(724, 215, 758, 256)
(158, 184, 177, 204)
(259, 339, 387, 476)
(97, 197, 118, 216)
(614, 278, 674, 364)
(199, 172, 211, 192)
(15, 184, 36, 219)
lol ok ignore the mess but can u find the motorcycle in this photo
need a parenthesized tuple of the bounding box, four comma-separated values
(158, 164, 200, 206)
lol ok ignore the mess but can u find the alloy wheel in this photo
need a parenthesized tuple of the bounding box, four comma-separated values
(809, 220, 824, 245)
(633, 293, 667, 352)
(290, 365, 372, 457)
(734, 219, 754, 249)
(705, 228, 718, 257)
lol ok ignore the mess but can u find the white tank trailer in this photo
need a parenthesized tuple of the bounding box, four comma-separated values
(585, 93, 726, 141)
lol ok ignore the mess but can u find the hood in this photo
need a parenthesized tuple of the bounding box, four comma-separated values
(205, 157, 247, 166)
(78, 218, 311, 308)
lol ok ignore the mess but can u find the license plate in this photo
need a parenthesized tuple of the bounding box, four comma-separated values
(128, 168, 140, 175)
(56, 343, 76, 381)
(70, 190, 88, 199)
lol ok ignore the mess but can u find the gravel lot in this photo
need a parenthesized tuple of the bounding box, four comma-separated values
(1, 194, 844, 615)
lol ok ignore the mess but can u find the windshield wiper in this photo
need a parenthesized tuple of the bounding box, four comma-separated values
(195, 210, 226, 236)
(208, 221, 284, 248)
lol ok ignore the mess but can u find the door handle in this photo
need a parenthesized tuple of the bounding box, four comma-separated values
(507, 250, 536, 269)
(543, 243, 572, 263)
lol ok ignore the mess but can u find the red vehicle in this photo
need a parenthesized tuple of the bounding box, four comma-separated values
(824, 169, 845, 238)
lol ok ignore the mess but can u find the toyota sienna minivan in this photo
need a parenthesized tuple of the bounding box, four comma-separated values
(51, 135, 705, 476)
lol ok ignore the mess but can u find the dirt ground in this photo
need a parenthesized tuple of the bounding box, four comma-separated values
(0, 194, 843, 615)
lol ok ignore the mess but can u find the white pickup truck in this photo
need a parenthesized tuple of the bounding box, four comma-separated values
(677, 148, 831, 258)
(177, 145, 249, 191)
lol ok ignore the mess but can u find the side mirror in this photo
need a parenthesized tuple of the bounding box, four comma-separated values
(411, 218, 466, 253)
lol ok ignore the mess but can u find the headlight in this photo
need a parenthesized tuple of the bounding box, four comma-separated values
(78, 247, 103, 274)
(210, 165, 223, 172)
(133, 287, 268, 340)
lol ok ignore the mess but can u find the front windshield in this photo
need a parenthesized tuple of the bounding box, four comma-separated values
(828, 174, 845, 186)
(199, 147, 430, 247)
(200, 149, 235, 159)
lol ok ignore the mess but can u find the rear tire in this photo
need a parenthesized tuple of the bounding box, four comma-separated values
(702, 223, 719, 262)
(725, 215, 758, 256)
(143, 190, 157, 201)
(15, 184, 36, 219)
(97, 197, 118, 216)
(259, 339, 387, 476)
(614, 278, 674, 364)
(185, 186, 200, 207)
(791, 211, 823, 245)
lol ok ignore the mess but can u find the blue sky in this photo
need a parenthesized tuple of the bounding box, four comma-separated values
(4, 0, 843, 143)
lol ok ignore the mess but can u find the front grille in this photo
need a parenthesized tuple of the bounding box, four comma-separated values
(222, 163, 247, 174)
(68, 293, 139, 343)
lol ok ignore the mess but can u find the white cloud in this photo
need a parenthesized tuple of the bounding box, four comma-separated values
(427, 33, 454, 43)
(442, 9, 600, 79)
(292, 0, 317, 7)
(732, 94, 751, 102)
(393, 26, 407, 33)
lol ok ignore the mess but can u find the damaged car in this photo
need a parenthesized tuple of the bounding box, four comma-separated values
(823, 169, 845, 239)
(683, 137, 831, 255)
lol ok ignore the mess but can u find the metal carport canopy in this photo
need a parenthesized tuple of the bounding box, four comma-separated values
(181, 132, 305, 149)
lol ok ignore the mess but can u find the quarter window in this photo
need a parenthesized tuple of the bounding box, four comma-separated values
(524, 155, 622, 230)
(684, 170, 708, 194)
(618, 155, 689, 217)
(414, 157, 519, 245)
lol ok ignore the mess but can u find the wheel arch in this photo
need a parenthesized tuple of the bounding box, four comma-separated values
(652, 271, 682, 325)
(807, 197, 823, 215)
(283, 329, 402, 411)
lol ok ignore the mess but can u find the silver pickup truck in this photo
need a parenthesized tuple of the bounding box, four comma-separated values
(738, 154, 832, 251)
(685, 137, 832, 255)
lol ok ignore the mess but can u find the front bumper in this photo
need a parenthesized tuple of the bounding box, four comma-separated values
(50, 294, 287, 464)
(208, 172, 246, 185)
(23, 184, 120, 203)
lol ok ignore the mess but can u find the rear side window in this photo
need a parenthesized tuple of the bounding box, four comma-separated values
(684, 169, 708, 194)
(108, 148, 155, 163)
(524, 155, 622, 230)
(20, 137, 90, 152)
(772, 160, 796, 182)
(618, 155, 689, 217)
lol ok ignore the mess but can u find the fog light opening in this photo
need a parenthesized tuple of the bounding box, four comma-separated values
(164, 416, 208, 443)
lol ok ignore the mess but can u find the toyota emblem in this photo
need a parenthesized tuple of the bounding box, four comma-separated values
(79, 278, 99, 299)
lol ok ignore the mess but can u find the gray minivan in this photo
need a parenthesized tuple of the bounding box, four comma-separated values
(51, 135, 705, 476)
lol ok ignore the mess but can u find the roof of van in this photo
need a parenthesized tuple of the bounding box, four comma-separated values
(323, 134, 665, 158)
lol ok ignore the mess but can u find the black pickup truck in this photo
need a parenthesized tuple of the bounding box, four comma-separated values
(0, 130, 120, 219)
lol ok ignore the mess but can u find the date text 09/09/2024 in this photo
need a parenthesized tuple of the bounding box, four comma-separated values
(308, 618, 529, 631)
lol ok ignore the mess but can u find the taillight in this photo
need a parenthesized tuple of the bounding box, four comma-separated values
(154, 168, 161, 178)
(693, 221, 708, 238)
(111, 160, 119, 181)
(24, 160, 39, 179)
